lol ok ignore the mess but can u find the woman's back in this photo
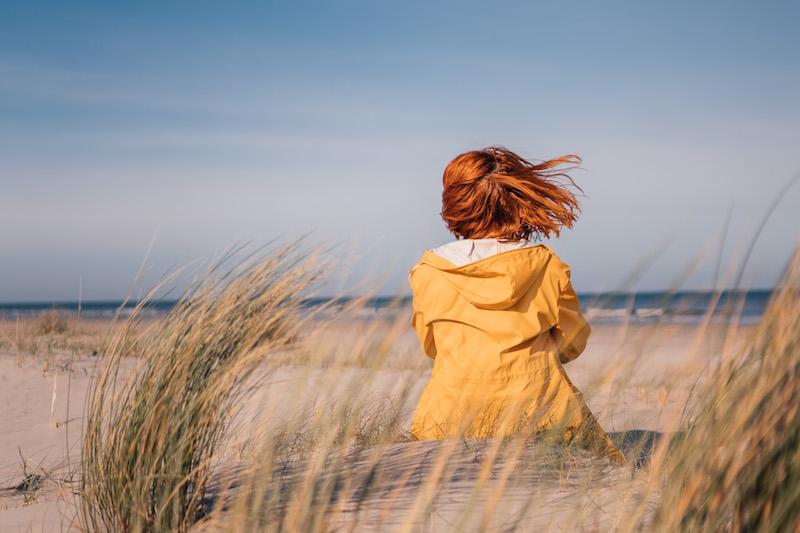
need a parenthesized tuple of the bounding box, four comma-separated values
(410, 243, 588, 379)
(409, 242, 603, 444)
(408, 147, 622, 462)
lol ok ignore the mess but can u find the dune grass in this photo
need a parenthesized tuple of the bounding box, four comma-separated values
(78, 243, 331, 532)
(648, 250, 800, 531)
(74, 242, 800, 532)
(0, 313, 113, 370)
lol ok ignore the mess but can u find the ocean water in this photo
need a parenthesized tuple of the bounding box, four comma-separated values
(578, 290, 773, 325)
(0, 290, 774, 325)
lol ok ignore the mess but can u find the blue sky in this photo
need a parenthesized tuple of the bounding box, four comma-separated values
(2, 1, 799, 301)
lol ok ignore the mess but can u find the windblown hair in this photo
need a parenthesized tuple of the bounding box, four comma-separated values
(441, 147, 582, 241)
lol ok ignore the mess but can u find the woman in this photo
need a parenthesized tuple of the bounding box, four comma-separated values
(409, 147, 621, 461)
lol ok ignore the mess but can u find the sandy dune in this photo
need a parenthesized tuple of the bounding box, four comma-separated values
(0, 321, 751, 531)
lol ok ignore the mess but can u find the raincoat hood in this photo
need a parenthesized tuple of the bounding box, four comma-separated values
(412, 245, 555, 310)
(408, 244, 589, 373)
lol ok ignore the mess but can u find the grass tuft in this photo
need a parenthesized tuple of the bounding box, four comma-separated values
(79, 242, 331, 532)
(37, 307, 70, 335)
(651, 248, 800, 532)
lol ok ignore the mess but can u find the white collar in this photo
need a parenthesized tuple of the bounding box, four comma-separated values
(430, 238, 536, 267)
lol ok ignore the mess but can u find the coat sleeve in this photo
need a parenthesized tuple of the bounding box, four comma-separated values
(411, 308, 437, 360)
(552, 270, 591, 365)
(409, 265, 437, 360)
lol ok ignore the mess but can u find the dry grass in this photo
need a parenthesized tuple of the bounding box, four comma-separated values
(0, 450, 74, 510)
(71, 242, 800, 532)
(0, 312, 123, 367)
(647, 250, 800, 532)
(78, 242, 331, 532)
(283, 311, 431, 370)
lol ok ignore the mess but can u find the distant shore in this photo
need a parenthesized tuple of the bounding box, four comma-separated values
(0, 288, 774, 325)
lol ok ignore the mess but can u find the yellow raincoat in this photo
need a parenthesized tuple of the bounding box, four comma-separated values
(409, 244, 620, 459)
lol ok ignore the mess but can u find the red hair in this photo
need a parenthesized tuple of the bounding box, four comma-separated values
(441, 147, 582, 241)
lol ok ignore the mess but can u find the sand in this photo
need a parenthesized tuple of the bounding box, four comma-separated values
(0, 319, 753, 531)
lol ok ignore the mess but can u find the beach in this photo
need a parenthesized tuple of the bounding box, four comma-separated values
(0, 312, 756, 532)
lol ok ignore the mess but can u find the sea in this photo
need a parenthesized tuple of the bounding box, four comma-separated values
(0, 289, 774, 326)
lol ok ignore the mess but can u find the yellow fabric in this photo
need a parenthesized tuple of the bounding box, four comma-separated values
(409, 245, 622, 461)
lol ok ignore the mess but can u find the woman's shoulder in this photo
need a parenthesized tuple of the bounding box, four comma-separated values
(536, 244, 569, 267)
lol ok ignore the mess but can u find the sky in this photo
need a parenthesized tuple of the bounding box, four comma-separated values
(2, 1, 799, 302)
